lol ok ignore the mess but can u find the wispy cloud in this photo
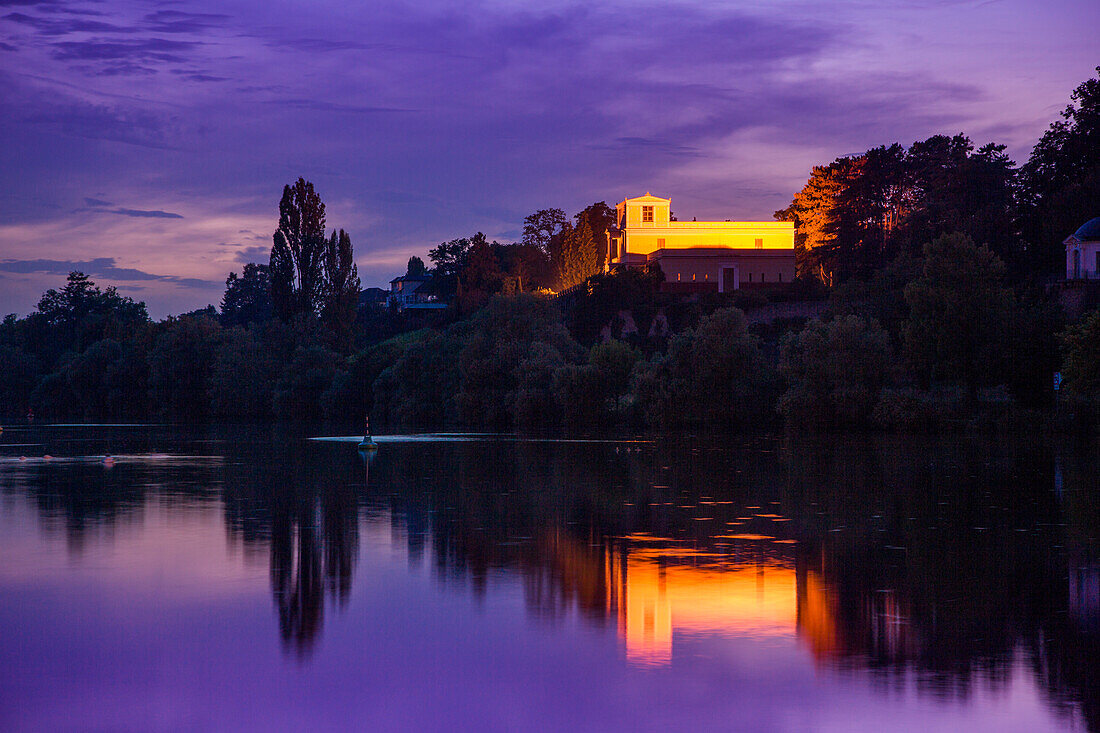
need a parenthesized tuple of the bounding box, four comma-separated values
(80, 198, 183, 218)
(0, 257, 215, 289)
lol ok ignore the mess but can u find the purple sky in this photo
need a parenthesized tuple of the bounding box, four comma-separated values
(0, 0, 1097, 317)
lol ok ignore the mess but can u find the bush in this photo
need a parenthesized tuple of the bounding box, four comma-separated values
(633, 307, 772, 428)
(778, 315, 893, 428)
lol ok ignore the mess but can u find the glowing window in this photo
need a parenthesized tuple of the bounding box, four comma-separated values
(642, 206, 654, 223)
(755, 238, 763, 249)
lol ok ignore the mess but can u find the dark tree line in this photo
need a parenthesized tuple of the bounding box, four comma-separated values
(776, 68, 1100, 286)
(2, 71, 1099, 431)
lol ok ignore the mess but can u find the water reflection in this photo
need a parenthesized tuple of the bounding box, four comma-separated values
(1, 427, 1097, 730)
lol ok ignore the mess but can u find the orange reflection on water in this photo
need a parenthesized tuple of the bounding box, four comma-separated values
(606, 537, 800, 667)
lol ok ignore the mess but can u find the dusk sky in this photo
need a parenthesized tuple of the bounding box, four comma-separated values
(1, 0, 1096, 317)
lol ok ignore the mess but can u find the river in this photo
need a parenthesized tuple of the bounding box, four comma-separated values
(0, 425, 1096, 731)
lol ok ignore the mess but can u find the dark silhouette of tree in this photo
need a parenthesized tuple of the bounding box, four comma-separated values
(320, 228, 360, 347)
(30, 272, 148, 360)
(1020, 68, 1100, 273)
(406, 256, 427, 277)
(903, 233, 1015, 390)
(269, 179, 360, 346)
(458, 233, 503, 311)
(221, 263, 272, 327)
(270, 178, 328, 321)
(147, 310, 223, 419)
(429, 236, 471, 278)
(1061, 310, 1100, 399)
(522, 208, 567, 254)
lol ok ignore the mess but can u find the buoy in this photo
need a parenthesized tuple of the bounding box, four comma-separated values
(358, 416, 378, 451)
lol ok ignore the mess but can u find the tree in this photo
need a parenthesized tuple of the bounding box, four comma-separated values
(777, 315, 893, 427)
(458, 234, 503, 312)
(1020, 68, 1100, 273)
(428, 237, 471, 279)
(148, 311, 224, 418)
(320, 228, 360, 346)
(1061, 310, 1100, 399)
(270, 178, 328, 321)
(31, 272, 148, 359)
(522, 208, 567, 254)
(903, 233, 1015, 390)
(633, 307, 771, 427)
(406, 256, 427, 277)
(0, 345, 38, 418)
(778, 135, 1020, 283)
(776, 157, 859, 285)
(574, 202, 616, 269)
(221, 263, 273, 327)
(269, 179, 360, 344)
(555, 218, 600, 290)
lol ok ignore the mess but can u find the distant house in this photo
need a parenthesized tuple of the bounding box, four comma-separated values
(606, 193, 796, 293)
(388, 273, 447, 311)
(359, 287, 389, 308)
(1064, 217, 1100, 280)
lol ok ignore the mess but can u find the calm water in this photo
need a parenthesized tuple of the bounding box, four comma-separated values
(1, 425, 1097, 732)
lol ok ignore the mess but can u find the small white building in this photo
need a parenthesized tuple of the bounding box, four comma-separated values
(1064, 217, 1100, 280)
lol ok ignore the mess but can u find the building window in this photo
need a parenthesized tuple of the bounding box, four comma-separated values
(642, 206, 654, 223)
(778, 272, 783, 282)
(657, 238, 665, 248)
(747, 273, 752, 282)
(755, 238, 763, 249)
(1096, 251, 1099, 277)
(760, 272, 765, 282)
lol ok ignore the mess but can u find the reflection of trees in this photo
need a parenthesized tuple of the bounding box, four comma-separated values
(7, 428, 1098, 725)
(222, 435, 361, 657)
(373, 436, 1099, 730)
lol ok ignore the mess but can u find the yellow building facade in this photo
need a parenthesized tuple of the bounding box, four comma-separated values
(607, 193, 796, 292)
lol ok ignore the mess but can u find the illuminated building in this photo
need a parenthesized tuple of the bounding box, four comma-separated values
(1064, 217, 1100, 280)
(606, 193, 796, 292)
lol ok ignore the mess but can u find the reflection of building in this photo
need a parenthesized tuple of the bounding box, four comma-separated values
(1064, 217, 1100, 280)
(604, 539, 801, 666)
(606, 194, 796, 293)
(1069, 561, 1100, 633)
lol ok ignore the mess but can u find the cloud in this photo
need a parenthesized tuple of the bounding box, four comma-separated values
(50, 37, 200, 63)
(21, 98, 177, 149)
(261, 99, 414, 114)
(141, 10, 230, 34)
(233, 245, 269, 264)
(76, 199, 182, 218)
(2, 11, 138, 35)
(0, 257, 216, 289)
(108, 207, 183, 219)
